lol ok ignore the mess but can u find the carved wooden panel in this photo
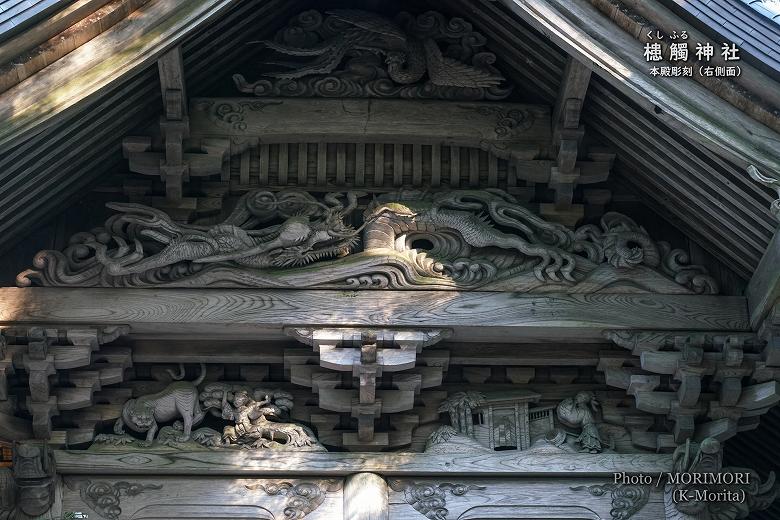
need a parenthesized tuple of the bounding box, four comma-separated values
(61, 477, 343, 520)
(387, 478, 665, 519)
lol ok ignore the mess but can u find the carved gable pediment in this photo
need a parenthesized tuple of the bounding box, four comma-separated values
(18, 188, 718, 294)
(233, 9, 512, 101)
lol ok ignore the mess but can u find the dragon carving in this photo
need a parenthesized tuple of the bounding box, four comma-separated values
(364, 190, 676, 283)
(235, 10, 511, 100)
(17, 189, 718, 294)
(18, 190, 363, 287)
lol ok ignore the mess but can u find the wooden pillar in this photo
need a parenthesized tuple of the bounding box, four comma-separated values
(343, 472, 388, 520)
(488, 405, 494, 449)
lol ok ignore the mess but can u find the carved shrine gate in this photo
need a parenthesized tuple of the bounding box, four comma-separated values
(1, 4, 780, 520)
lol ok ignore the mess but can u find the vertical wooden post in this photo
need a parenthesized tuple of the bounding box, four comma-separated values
(488, 405, 494, 449)
(344, 472, 388, 520)
(157, 46, 189, 203)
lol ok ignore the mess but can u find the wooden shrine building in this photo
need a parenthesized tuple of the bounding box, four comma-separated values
(1, 0, 780, 518)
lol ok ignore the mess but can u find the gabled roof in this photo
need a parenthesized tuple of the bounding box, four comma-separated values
(0, 0, 67, 40)
(665, 0, 780, 75)
(0, 0, 778, 282)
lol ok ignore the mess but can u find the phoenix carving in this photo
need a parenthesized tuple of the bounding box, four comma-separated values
(235, 10, 512, 100)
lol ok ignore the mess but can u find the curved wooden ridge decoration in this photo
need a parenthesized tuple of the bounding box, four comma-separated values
(233, 9, 512, 101)
(18, 189, 718, 293)
(748, 165, 780, 221)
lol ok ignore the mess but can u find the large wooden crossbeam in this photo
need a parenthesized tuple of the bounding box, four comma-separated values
(0, 288, 749, 341)
(53, 449, 672, 476)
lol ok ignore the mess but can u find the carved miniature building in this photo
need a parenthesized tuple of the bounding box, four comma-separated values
(0, 1, 779, 519)
(468, 390, 554, 451)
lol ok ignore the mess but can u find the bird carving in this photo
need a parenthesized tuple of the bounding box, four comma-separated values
(258, 9, 505, 89)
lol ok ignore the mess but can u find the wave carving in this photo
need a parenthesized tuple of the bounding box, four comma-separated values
(17, 189, 719, 294)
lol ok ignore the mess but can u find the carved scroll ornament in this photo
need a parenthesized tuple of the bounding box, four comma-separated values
(246, 480, 341, 519)
(389, 480, 486, 520)
(18, 189, 719, 294)
(234, 9, 512, 101)
(571, 482, 650, 520)
(77, 480, 162, 520)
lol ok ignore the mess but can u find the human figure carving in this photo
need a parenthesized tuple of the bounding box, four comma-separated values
(218, 389, 316, 449)
(556, 391, 603, 453)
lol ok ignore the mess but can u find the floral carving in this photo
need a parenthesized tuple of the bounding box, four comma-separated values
(79, 481, 162, 520)
(571, 482, 650, 520)
(389, 480, 485, 520)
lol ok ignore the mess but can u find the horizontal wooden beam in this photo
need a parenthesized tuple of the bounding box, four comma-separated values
(747, 230, 780, 329)
(189, 98, 549, 161)
(128, 340, 606, 366)
(0, 288, 750, 341)
(53, 449, 672, 476)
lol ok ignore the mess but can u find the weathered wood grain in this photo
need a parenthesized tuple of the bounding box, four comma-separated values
(0, 0, 149, 94)
(53, 450, 673, 476)
(61, 476, 343, 520)
(0, 0, 115, 65)
(345, 473, 388, 520)
(0, 0, 241, 149)
(0, 289, 749, 340)
(499, 0, 780, 175)
(388, 478, 665, 520)
(190, 98, 549, 162)
(747, 230, 780, 328)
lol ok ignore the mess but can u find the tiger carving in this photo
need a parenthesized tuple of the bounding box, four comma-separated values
(113, 363, 206, 445)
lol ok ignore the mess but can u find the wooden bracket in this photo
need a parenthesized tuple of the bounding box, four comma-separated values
(602, 329, 777, 444)
(123, 46, 229, 203)
(285, 327, 450, 446)
(2, 326, 129, 443)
